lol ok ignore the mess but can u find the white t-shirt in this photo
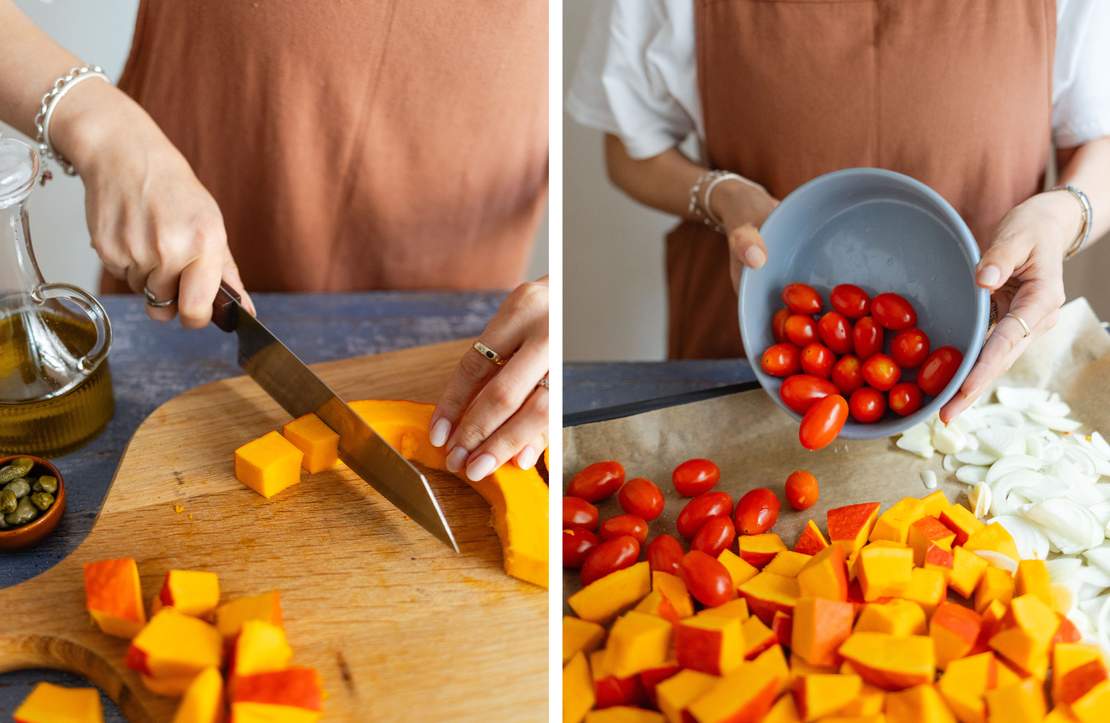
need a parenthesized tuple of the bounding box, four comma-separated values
(568, 0, 1110, 160)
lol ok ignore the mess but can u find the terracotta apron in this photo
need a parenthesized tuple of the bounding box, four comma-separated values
(103, 0, 547, 293)
(667, 0, 1055, 358)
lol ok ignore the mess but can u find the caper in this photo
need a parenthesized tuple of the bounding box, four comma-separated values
(33, 475, 58, 494)
(0, 488, 15, 514)
(0, 457, 34, 484)
(4, 478, 31, 500)
(5, 496, 37, 526)
(30, 492, 54, 511)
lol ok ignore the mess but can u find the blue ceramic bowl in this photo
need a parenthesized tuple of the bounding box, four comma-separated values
(739, 168, 989, 439)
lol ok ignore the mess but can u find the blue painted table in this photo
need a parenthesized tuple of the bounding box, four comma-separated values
(564, 360, 756, 418)
(0, 292, 502, 720)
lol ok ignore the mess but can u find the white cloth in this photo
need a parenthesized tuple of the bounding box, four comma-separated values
(568, 0, 1110, 159)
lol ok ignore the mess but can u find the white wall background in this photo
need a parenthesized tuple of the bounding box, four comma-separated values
(5, 0, 547, 293)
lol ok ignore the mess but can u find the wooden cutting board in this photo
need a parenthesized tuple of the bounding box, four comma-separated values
(0, 339, 547, 722)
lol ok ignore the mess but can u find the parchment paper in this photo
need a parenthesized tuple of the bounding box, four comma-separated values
(563, 298, 1110, 599)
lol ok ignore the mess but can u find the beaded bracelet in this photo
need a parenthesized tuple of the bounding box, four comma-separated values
(33, 65, 110, 179)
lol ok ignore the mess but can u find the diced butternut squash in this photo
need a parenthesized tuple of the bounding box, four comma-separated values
(638, 663, 680, 707)
(1057, 659, 1109, 706)
(772, 610, 792, 647)
(563, 652, 594, 723)
(964, 523, 1019, 563)
(635, 591, 680, 623)
(656, 670, 717, 723)
(215, 591, 283, 639)
(717, 549, 758, 589)
(797, 544, 849, 601)
(922, 542, 955, 573)
(674, 614, 740, 675)
(141, 674, 197, 698)
(1014, 560, 1052, 607)
(763, 695, 802, 723)
(584, 708, 665, 723)
(569, 562, 651, 623)
(281, 413, 339, 473)
(227, 704, 319, 723)
(229, 620, 293, 678)
(840, 684, 886, 716)
(765, 551, 812, 578)
(1053, 643, 1106, 703)
(741, 615, 778, 661)
(739, 572, 799, 624)
(564, 616, 606, 664)
(855, 543, 913, 601)
(126, 609, 223, 680)
(973, 567, 1014, 613)
(855, 599, 926, 637)
(989, 594, 1059, 679)
(229, 667, 323, 720)
(794, 519, 829, 556)
(984, 679, 1045, 723)
(83, 557, 146, 639)
(938, 651, 999, 723)
(885, 684, 955, 723)
(938, 504, 985, 546)
(794, 673, 861, 721)
(903, 567, 947, 617)
(751, 643, 790, 696)
(172, 667, 223, 723)
(605, 611, 673, 677)
(792, 597, 854, 667)
(653, 571, 694, 619)
(696, 598, 749, 621)
(234, 431, 304, 498)
(1072, 681, 1110, 723)
(930, 602, 982, 669)
(738, 533, 786, 568)
(13, 683, 103, 723)
(870, 498, 926, 544)
(920, 490, 950, 517)
(158, 570, 220, 619)
(908, 517, 955, 567)
(948, 547, 988, 599)
(837, 632, 935, 691)
(686, 659, 780, 723)
(827, 503, 881, 556)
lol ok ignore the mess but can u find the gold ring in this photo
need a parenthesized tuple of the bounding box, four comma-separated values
(473, 340, 507, 366)
(1004, 312, 1032, 338)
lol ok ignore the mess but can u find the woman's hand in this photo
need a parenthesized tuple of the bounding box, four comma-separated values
(940, 191, 1078, 422)
(51, 81, 253, 327)
(429, 278, 549, 481)
(713, 181, 779, 290)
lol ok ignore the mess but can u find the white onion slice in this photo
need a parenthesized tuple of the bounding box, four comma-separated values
(1026, 411, 1082, 433)
(943, 454, 958, 472)
(956, 466, 988, 485)
(957, 449, 997, 466)
(978, 426, 1026, 457)
(985, 455, 1042, 484)
(992, 515, 1050, 560)
(974, 549, 1019, 574)
(1030, 399, 1071, 418)
(1022, 498, 1104, 555)
(997, 386, 1050, 410)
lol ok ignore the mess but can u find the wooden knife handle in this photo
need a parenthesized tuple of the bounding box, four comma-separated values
(211, 281, 241, 332)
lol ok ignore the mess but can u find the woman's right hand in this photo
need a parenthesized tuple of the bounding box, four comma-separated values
(50, 81, 253, 328)
(712, 180, 779, 291)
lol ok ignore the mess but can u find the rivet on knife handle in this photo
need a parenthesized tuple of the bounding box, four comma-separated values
(212, 281, 242, 332)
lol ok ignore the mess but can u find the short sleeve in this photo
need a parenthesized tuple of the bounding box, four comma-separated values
(566, 0, 702, 160)
(1053, 0, 1110, 148)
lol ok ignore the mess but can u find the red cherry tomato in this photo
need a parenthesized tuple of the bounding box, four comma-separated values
(800, 343, 835, 379)
(853, 317, 884, 359)
(761, 343, 801, 377)
(849, 387, 886, 423)
(784, 315, 818, 347)
(831, 355, 865, 395)
(861, 353, 902, 392)
(563, 528, 599, 569)
(618, 478, 665, 521)
(889, 382, 924, 417)
(672, 458, 720, 497)
(771, 307, 791, 344)
(782, 283, 822, 315)
(734, 487, 781, 535)
(891, 328, 931, 369)
(563, 497, 599, 530)
(580, 535, 641, 585)
(599, 514, 649, 544)
(817, 311, 853, 355)
(830, 284, 871, 319)
(679, 550, 736, 607)
(871, 292, 917, 330)
(676, 491, 733, 539)
(784, 470, 819, 510)
(691, 516, 737, 558)
(567, 460, 625, 502)
(647, 534, 685, 576)
(918, 346, 964, 396)
(779, 374, 838, 415)
(799, 394, 849, 450)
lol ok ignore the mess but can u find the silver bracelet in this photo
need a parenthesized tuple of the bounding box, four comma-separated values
(689, 169, 768, 235)
(1052, 184, 1093, 259)
(33, 65, 111, 179)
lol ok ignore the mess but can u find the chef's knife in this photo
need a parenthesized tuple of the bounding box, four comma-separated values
(212, 282, 458, 551)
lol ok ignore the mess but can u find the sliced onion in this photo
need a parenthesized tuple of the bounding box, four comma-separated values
(1022, 498, 1104, 554)
(957, 449, 997, 466)
(1030, 399, 1072, 418)
(992, 515, 1050, 560)
(985, 455, 1042, 484)
(1090, 432, 1110, 460)
(1026, 411, 1083, 433)
(956, 466, 988, 485)
(974, 550, 1018, 574)
(997, 386, 1050, 410)
(942, 454, 958, 472)
(991, 470, 1052, 517)
(977, 426, 1026, 457)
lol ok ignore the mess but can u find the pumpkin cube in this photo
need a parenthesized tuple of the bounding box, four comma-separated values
(158, 570, 220, 619)
(171, 667, 223, 723)
(83, 557, 146, 639)
(764, 551, 812, 578)
(771, 610, 792, 647)
(984, 679, 1044, 723)
(948, 547, 988, 599)
(855, 599, 926, 637)
(963, 523, 1019, 563)
(839, 683, 886, 716)
(903, 567, 947, 617)
(686, 660, 780, 723)
(920, 490, 950, 517)
(751, 643, 790, 696)
(741, 615, 777, 661)
(141, 674, 197, 698)
(569, 562, 651, 623)
(797, 544, 849, 601)
(282, 413, 339, 473)
(655, 670, 716, 723)
(763, 695, 802, 723)
(674, 614, 740, 675)
(938, 504, 985, 546)
(634, 591, 681, 623)
(738, 533, 786, 568)
(922, 542, 955, 572)
(584, 708, 665, 723)
(855, 543, 913, 601)
(13, 683, 103, 723)
(653, 571, 694, 619)
(215, 591, 283, 639)
(1072, 681, 1110, 723)
(937, 651, 999, 723)
(827, 502, 881, 556)
(563, 652, 594, 723)
(884, 684, 955, 723)
(1014, 560, 1052, 607)
(793, 519, 829, 556)
(229, 667, 323, 721)
(638, 663, 681, 707)
(973, 566, 1014, 613)
(738, 571, 799, 624)
(605, 611, 673, 678)
(930, 602, 982, 669)
(590, 650, 643, 710)
(989, 594, 1058, 679)
(792, 597, 854, 667)
(126, 609, 222, 680)
(1053, 643, 1106, 703)
(908, 516, 955, 566)
(234, 431, 304, 498)
(837, 632, 935, 691)
(564, 616, 606, 664)
(230, 620, 293, 678)
(717, 549, 758, 589)
(1057, 659, 1109, 706)
(794, 673, 861, 721)
(870, 498, 926, 544)
(696, 598, 749, 621)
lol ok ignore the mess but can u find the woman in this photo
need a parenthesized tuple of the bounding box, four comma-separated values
(0, 0, 548, 479)
(569, 0, 1110, 422)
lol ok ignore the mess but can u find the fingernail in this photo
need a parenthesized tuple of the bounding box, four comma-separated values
(744, 246, 766, 269)
(429, 417, 451, 447)
(978, 265, 1001, 287)
(516, 445, 538, 470)
(466, 453, 497, 481)
(446, 446, 469, 473)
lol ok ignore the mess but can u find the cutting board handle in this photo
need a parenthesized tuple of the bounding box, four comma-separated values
(211, 281, 241, 333)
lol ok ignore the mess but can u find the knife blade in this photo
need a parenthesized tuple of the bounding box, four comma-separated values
(212, 283, 458, 551)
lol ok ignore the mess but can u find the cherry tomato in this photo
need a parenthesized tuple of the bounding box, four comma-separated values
(853, 317, 884, 359)
(567, 460, 625, 502)
(779, 374, 838, 415)
(871, 292, 917, 330)
(563, 528, 599, 569)
(831, 355, 865, 395)
(618, 478, 665, 521)
(862, 353, 902, 392)
(672, 458, 720, 497)
(761, 343, 801, 377)
(734, 487, 781, 535)
(580, 535, 641, 585)
(784, 470, 819, 510)
(647, 534, 685, 575)
(799, 394, 849, 450)
(771, 307, 791, 344)
(830, 283, 871, 318)
(563, 497, 599, 530)
(784, 314, 818, 347)
(692, 516, 736, 557)
(849, 387, 886, 423)
(800, 343, 835, 379)
(918, 346, 964, 396)
(679, 550, 736, 607)
(889, 382, 924, 417)
(599, 514, 649, 544)
(891, 328, 931, 369)
(817, 311, 853, 355)
(782, 283, 822, 315)
(676, 491, 733, 539)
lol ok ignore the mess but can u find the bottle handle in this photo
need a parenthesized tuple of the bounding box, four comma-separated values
(31, 283, 113, 374)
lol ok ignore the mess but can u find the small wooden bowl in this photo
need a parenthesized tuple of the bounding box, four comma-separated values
(0, 454, 66, 551)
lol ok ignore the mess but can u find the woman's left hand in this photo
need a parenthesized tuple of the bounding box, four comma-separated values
(429, 278, 549, 481)
(940, 191, 1078, 422)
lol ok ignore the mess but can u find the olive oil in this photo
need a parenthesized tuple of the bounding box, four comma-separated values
(0, 309, 114, 455)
